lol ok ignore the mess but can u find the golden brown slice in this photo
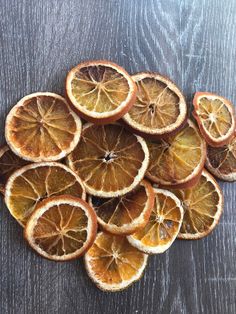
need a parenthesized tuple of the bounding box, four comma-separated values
(193, 92, 235, 147)
(206, 134, 236, 181)
(123, 72, 187, 138)
(84, 232, 148, 291)
(25, 195, 97, 261)
(0, 145, 28, 194)
(67, 123, 149, 197)
(66, 60, 137, 124)
(146, 120, 206, 188)
(89, 180, 154, 235)
(5, 92, 82, 162)
(5, 162, 86, 226)
(170, 169, 223, 239)
(127, 188, 183, 254)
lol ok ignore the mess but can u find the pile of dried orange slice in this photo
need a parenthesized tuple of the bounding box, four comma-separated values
(1, 60, 235, 292)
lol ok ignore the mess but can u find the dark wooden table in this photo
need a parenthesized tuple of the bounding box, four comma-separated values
(0, 1, 235, 313)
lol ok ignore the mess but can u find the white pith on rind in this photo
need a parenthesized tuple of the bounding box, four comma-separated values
(66, 61, 136, 119)
(127, 188, 184, 254)
(68, 123, 150, 198)
(4, 162, 86, 225)
(25, 197, 94, 261)
(5, 92, 82, 162)
(123, 72, 187, 135)
(84, 232, 148, 292)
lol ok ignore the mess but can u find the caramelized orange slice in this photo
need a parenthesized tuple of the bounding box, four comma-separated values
(67, 123, 149, 197)
(5, 92, 82, 162)
(123, 72, 187, 138)
(84, 232, 148, 291)
(89, 180, 154, 235)
(193, 92, 235, 147)
(25, 196, 97, 261)
(170, 169, 223, 239)
(5, 162, 86, 226)
(127, 188, 183, 254)
(66, 60, 137, 124)
(206, 134, 236, 181)
(146, 120, 206, 188)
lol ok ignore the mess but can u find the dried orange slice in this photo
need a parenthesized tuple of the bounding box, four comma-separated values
(127, 188, 183, 254)
(67, 123, 149, 197)
(0, 145, 28, 194)
(84, 231, 148, 291)
(170, 169, 223, 239)
(5, 92, 82, 162)
(206, 134, 236, 181)
(193, 92, 235, 147)
(66, 60, 137, 124)
(25, 195, 97, 261)
(123, 72, 187, 138)
(89, 180, 154, 235)
(5, 162, 86, 226)
(146, 120, 206, 188)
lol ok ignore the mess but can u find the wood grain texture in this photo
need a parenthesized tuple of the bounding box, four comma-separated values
(0, 0, 235, 313)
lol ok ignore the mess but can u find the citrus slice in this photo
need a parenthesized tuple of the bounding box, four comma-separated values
(67, 123, 149, 197)
(123, 72, 187, 138)
(0, 145, 28, 194)
(127, 188, 183, 254)
(206, 134, 236, 181)
(170, 169, 223, 239)
(65, 60, 137, 124)
(146, 119, 206, 188)
(193, 92, 235, 147)
(89, 180, 154, 235)
(5, 92, 82, 162)
(84, 231, 148, 291)
(5, 162, 86, 226)
(25, 195, 97, 261)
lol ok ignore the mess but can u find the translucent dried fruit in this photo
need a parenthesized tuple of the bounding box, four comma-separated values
(89, 180, 154, 235)
(123, 72, 187, 138)
(170, 169, 223, 239)
(66, 60, 137, 124)
(5, 162, 86, 226)
(84, 232, 148, 291)
(193, 92, 235, 147)
(5, 92, 82, 162)
(146, 120, 206, 188)
(127, 188, 183, 254)
(25, 196, 97, 261)
(67, 123, 149, 197)
(206, 134, 236, 181)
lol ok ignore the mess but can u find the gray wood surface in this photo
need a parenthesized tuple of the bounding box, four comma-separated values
(0, 0, 235, 313)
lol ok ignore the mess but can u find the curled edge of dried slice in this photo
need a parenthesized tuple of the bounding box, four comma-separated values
(127, 188, 184, 254)
(193, 92, 235, 147)
(5, 92, 82, 162)
(24, 195, 97, 261)
(65, 60, 137, 124)
(88, 179, 155, 235)
(123, 72, 188, 139)
(84, 231, 148, 292)
(4, 161, 86, 226)
(146, 119, 207, 189)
